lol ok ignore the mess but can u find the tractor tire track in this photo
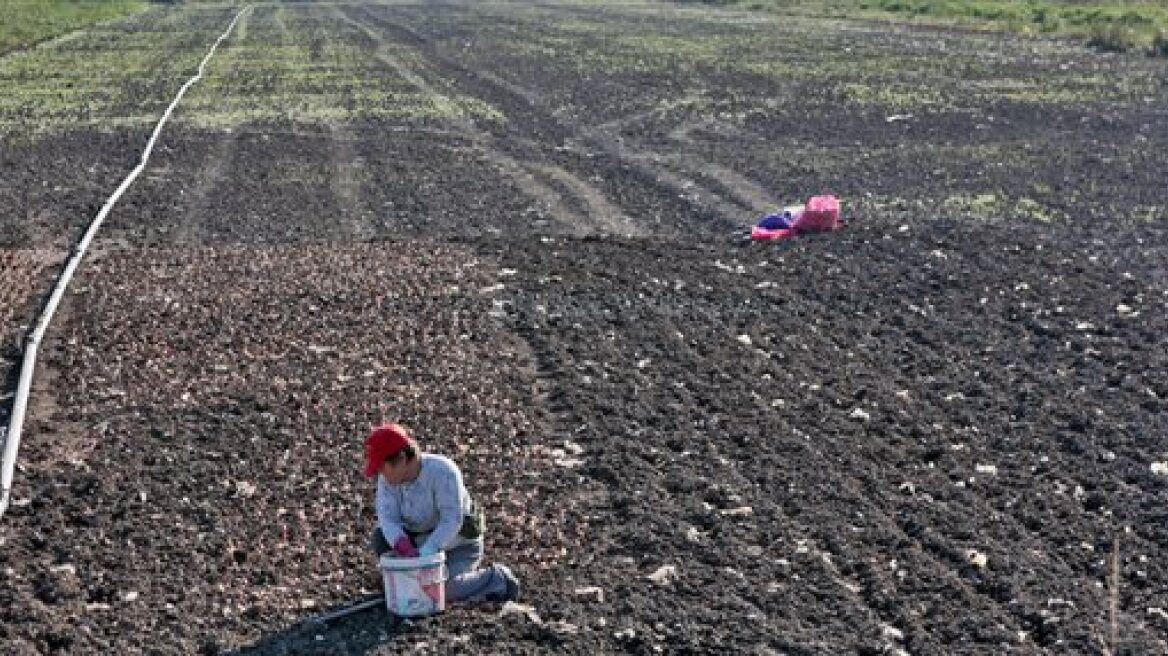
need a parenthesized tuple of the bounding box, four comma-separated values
(377, 2, 780, 228)
(172, 127, 241, 244)
(342, 4, 749, 235)
(326, 121, 379, 241)
(334, 5, 641, 237)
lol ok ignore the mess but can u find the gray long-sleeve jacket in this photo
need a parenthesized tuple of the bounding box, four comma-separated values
(375, 453, 475, 552)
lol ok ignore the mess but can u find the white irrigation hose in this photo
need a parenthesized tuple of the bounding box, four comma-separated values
(0, 4, 254, 520)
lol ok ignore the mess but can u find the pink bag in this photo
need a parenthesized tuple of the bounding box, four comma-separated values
(750, 225, 793, 240)
(791, 195, 841, 234)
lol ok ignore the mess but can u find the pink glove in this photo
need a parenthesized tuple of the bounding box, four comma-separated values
(393, 535, 418, 557)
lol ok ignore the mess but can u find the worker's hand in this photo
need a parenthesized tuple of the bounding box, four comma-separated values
(418, 543, 439, 557)
(393, 535, 419, 558)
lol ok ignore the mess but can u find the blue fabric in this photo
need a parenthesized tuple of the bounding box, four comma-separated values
(758, 212, 794, 230)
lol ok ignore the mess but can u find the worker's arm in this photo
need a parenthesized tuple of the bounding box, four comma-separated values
(419, 465, 465, 554)
(374, 478, 407, 544)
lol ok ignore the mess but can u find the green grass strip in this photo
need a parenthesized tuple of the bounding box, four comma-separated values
(0, 0, 149, 54)
(669, 0, 1168, 55)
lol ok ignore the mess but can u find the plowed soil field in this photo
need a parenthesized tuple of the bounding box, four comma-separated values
(1, 2, 1166, 655)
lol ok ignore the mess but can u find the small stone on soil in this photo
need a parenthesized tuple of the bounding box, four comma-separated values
(881, 624, 905, 641)
(966, 550, 989, 569)
(574, 586, 605, 603)
(647, 565, 678, 586)
(499, 601, 541, 624)
(548, 621, 580, 636)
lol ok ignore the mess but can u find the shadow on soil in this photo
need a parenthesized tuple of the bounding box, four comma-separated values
(226, 599, 405, 656)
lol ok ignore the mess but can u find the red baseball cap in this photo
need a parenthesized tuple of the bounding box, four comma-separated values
(363, 423, 411, 477)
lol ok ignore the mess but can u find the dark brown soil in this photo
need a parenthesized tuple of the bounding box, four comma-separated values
(1, 2, 1166, 655)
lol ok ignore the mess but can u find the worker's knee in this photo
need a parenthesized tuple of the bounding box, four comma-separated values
(444, 539, 484, 578)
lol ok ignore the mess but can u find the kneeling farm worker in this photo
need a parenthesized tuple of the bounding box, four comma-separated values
(364, 423, 520, 604)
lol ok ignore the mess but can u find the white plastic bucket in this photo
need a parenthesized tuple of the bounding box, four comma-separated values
(379, 552, 447, 617)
